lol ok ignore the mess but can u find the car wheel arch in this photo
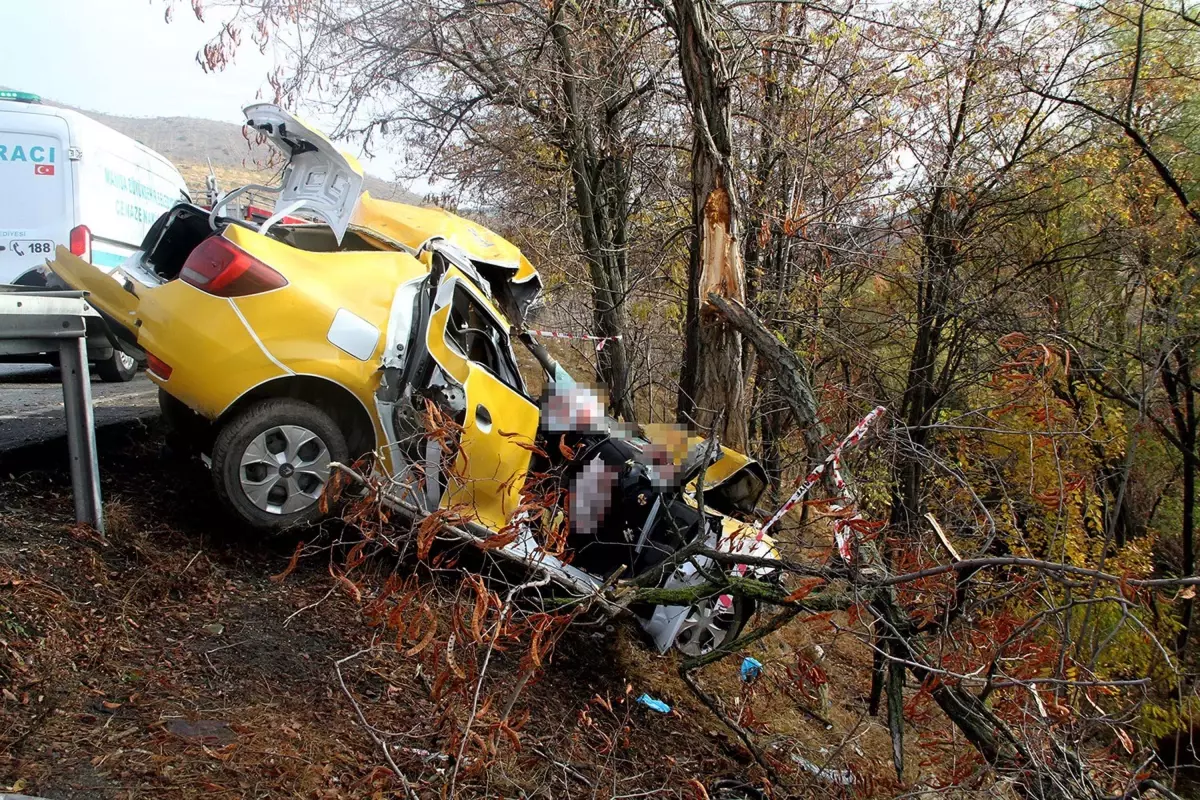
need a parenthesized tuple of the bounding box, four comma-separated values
(217, 374, 377, 459)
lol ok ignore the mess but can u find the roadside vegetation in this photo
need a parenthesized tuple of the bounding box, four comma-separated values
(6, 0, 1200, 795)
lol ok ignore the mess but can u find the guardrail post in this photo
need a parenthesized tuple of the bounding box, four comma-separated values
(58, 336, 103, 533)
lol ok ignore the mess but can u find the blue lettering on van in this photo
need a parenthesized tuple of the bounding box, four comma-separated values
(0, 143, 54, 163)
(104, 168, 175, 210)
(115, 199, 159, 224)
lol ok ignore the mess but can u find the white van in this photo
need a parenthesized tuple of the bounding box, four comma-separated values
(0, 89, 190, 380)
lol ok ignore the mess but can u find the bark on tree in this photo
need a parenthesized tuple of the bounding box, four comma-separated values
(667, 0, 748, 450)
(550, 2, 637, 422)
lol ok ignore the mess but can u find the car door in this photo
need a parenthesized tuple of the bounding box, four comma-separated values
(425, 267, 540, 532)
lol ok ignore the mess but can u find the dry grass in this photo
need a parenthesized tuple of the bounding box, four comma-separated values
(0, 421, 980, 798)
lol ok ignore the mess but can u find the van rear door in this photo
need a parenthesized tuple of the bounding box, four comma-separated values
(0, 107, 72, 284)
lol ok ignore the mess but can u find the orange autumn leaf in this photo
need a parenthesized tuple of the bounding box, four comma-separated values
(270, 540, 305, 583)
(783, 578, 826, 603)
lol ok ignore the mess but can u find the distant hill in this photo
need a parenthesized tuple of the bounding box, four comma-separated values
(91, 111, 420, 204)
(22, 95, 421, 205)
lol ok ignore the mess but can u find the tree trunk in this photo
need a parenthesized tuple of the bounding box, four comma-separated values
(1180, 444, 1194, 651)
(890, 209, 954, 532)
(1162, 349, 1197, 652)
(551, 7, 637, 422)
(670, 0, 748, 450)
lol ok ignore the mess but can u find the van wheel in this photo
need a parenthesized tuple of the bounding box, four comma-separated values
(97, 349, 137, 382)
(212, 399, 348, 532)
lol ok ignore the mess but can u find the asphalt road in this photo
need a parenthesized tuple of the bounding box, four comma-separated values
(0, 363, 159, 451)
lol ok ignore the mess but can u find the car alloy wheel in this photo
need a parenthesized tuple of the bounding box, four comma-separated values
(674, 595, 744, 657)
(238, 424, 332, 515)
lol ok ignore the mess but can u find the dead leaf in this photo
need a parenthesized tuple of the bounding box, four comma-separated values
(270, 540, 305, 583)
(783, 578, 825, 603)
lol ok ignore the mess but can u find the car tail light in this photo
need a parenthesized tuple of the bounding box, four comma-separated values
(179, 236, 288, 297)
(146, 352, 172, 380)
(69, 225, 91, 263)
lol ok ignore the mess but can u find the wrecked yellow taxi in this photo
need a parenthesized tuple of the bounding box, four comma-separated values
(48, 104, 780, 654)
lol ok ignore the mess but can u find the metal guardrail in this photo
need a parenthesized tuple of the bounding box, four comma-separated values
(0, 285, 104, 533)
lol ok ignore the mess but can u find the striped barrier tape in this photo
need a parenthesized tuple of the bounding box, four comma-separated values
(756, 406, 887, 560)
(724, 404, 886, 589)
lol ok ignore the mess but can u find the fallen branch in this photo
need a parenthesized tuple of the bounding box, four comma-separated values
(681, 604, 803, 671)
(449, 571, 553, 795)
(680, 667, 781, 785)
(873, 556, 1200, 590)
(335, 648, 420, 800)
(707, 292, 828, 459)
(330, 462, 624, 614)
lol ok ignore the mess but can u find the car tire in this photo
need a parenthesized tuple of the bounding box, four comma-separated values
(97, 349, 137, 382)
(673, 594, 751, 657)
(212, 399, 348, 532)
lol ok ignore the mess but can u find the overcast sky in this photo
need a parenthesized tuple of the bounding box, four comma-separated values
(2, 0, 408, 180)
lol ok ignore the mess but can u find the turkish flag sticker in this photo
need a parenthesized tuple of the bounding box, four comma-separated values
(34, 164, 54, 176)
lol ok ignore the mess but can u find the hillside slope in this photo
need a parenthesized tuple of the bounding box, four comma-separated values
(24, 95, 420, 204)
(0, 419, 897, 799)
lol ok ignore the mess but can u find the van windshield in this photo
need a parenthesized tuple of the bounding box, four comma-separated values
(0, 133, 66, 229)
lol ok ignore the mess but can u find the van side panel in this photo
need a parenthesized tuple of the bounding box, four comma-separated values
(0, 108, 73, 284)
(71, 116, 188, 269)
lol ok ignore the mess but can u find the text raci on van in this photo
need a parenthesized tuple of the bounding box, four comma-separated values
(0, 89, 190, 381)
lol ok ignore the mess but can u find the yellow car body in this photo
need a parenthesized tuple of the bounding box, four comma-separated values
(51, 205, 543, 532)
(47, 103, 780, 655)
(54, 224, 409, 425)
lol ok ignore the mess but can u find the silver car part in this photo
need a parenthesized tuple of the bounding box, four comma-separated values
(239, 423, 331, 515)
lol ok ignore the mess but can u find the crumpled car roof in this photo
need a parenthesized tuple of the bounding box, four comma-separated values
(351, 192, 540, 285)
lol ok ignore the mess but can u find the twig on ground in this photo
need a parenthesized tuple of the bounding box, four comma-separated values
(179, 549, 204, 576)
(531, 745, 597, 789)
(335, 648, 420, 800)
(284, 585, 337, 627)
(449, 570, 554, 796)
(680, 667, 781, 785)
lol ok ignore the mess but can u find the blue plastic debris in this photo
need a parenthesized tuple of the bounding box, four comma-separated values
(636, 693, 671, 713)
(740, 657, 764, 682)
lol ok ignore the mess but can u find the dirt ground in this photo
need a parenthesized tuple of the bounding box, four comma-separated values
(0, 419, 916, 799)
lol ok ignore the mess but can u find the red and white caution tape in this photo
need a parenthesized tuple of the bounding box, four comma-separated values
(527, 329, 623, 352)
(830, 454, 858, 562)
(756, 406, 887, 560)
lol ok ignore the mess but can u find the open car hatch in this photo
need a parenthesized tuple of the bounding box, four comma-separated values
(242, 104, 364, 241)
